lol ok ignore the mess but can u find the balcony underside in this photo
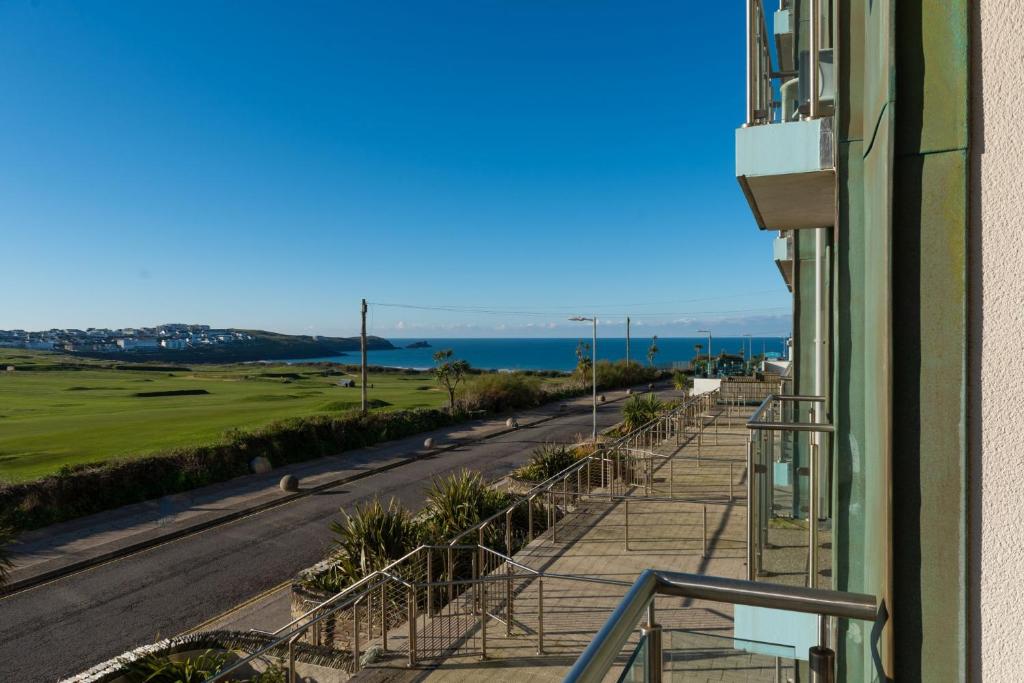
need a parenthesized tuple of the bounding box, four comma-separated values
(736, 117, 836, 230)
(739, 169, 836, 230)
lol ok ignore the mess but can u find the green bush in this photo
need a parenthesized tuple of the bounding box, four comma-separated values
(330, 498, 420, 579)
(459, 373, 545, 413)
(622, 393, 665, 432)
(672, 370, 692, 391)
(593, 360, 660, 390)
(0, 525, 13, 586)
(514, 444, 580, 483)
(123, 650, 227, 683)
(423, 469, 515, 542)
(0, 408, 457, 533)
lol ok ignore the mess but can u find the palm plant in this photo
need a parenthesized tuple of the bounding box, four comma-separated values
(647, 335, 659, 367)
(330, 497, 420, 578)
(622, 393, 664, 432)
(672, 370, 692, 392)
(424, 469, 512, 542)
(123, 650, 227, 683)
(433, 349, 471, 413)
(515, 444, 579, 483)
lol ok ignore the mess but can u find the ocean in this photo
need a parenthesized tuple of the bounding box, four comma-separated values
(285, 336, 789, 372)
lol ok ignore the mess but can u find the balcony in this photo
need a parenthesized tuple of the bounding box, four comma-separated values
(773, 232, 794, 291)
(737, 0, 836, 231)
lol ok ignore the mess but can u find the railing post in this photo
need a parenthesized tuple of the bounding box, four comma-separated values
(287, 632, 301, 683)
(537, 576, 545, 655)
(702, 504, 708, 559)
(746, 431, 755, 581)
(353, 596, 362, 672)
(746, 0, 754, 124)
(381, 583, 388, 651)
(550, 490, 557, 543)
(809, 616, 835, 683)
(407, 585, 417, 667)
(447, 546, 454, 604)
(809, 437, 819, 588)
(624, 498, 630, 551)
(809, 0, 821, 119)
(425, 550, 433, 618)
(479, 564, 488, 660)
(528, 494, 535, 542)
(730, 461, 734, 501)
(669, 458, 674, 499)
(641, 599, 663, 683)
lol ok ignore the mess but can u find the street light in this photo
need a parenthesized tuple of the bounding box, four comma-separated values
(742, 333, 753, 372)
(569, 316, 598, 441)
(697, 329, 712, 377)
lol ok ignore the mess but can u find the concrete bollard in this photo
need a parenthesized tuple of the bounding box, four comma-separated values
(279, 474, 299, 492)
(506, 417, 519, 429)
(250, 456, 272, 475)
(424, 437, 435, 449)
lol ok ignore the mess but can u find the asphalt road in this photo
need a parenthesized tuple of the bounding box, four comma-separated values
(0, 389, 676, 681)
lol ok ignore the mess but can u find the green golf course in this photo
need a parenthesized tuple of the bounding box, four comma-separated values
(0, 350, 450, 483)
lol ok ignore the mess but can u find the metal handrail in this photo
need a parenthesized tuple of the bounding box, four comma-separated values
(745, 394, 832, 586)
(449, 390, 720, 545)
(747, 394, 833, 432)
(564, 569, 878, 683)
(746, 0, 826, 125)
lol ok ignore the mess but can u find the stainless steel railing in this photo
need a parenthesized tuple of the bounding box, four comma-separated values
(746, 394, 833, 586)
(564, 569, 879, 683)
(746, 0, 827, 125)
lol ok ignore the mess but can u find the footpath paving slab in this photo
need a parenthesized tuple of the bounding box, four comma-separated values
(2, 390, 643, 594)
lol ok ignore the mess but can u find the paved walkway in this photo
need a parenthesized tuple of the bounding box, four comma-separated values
(359, 402, 800, 682)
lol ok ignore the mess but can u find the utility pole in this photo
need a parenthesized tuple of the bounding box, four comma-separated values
(360, 299, 368, 413)
(626, 316, 631, 366)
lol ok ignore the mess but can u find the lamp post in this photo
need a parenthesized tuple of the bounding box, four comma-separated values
(698, 329, 712, 377)
(743, 333, 753, 372)
(570, 316, 598, 442)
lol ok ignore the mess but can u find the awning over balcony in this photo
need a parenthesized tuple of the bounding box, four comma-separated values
(736, 117, 836, 230)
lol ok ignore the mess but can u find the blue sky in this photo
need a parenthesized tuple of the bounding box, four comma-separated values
(1, 1, 789, 338)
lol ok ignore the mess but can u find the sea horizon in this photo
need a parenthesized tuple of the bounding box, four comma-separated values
(285, 335, 790, 372)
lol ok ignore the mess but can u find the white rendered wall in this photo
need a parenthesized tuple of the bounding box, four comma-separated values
(970, 2, 1024, 679)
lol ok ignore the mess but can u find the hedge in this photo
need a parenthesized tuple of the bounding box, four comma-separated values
(0, 408, 457, 532)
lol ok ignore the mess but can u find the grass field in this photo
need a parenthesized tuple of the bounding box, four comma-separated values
(0, 350, 453, 483)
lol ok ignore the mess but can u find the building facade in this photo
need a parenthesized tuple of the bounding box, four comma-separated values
(736, 0, 1021, 680)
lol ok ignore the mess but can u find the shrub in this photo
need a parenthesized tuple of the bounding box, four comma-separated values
(514, 444, 580, 483)
(0, 526, 13, 586)
(622, 393, 665, 432)
(0, 408, 457, 533)
(423, 470, 515, 543)
(593, 360, 660, 390)
(459, 373, 545, 413)
(123, 649, 227, 683)
(330, 498, 420, 579)
(672, 370, 692, 391)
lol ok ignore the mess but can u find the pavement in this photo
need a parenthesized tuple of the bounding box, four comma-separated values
(0, 384, 680, 682)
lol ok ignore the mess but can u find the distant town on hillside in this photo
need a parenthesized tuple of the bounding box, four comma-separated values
(0, 324, 395, 362)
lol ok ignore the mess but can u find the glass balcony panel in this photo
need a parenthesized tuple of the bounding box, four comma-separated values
(617, 634, 648, 683)
(664, 629, 797, 681)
